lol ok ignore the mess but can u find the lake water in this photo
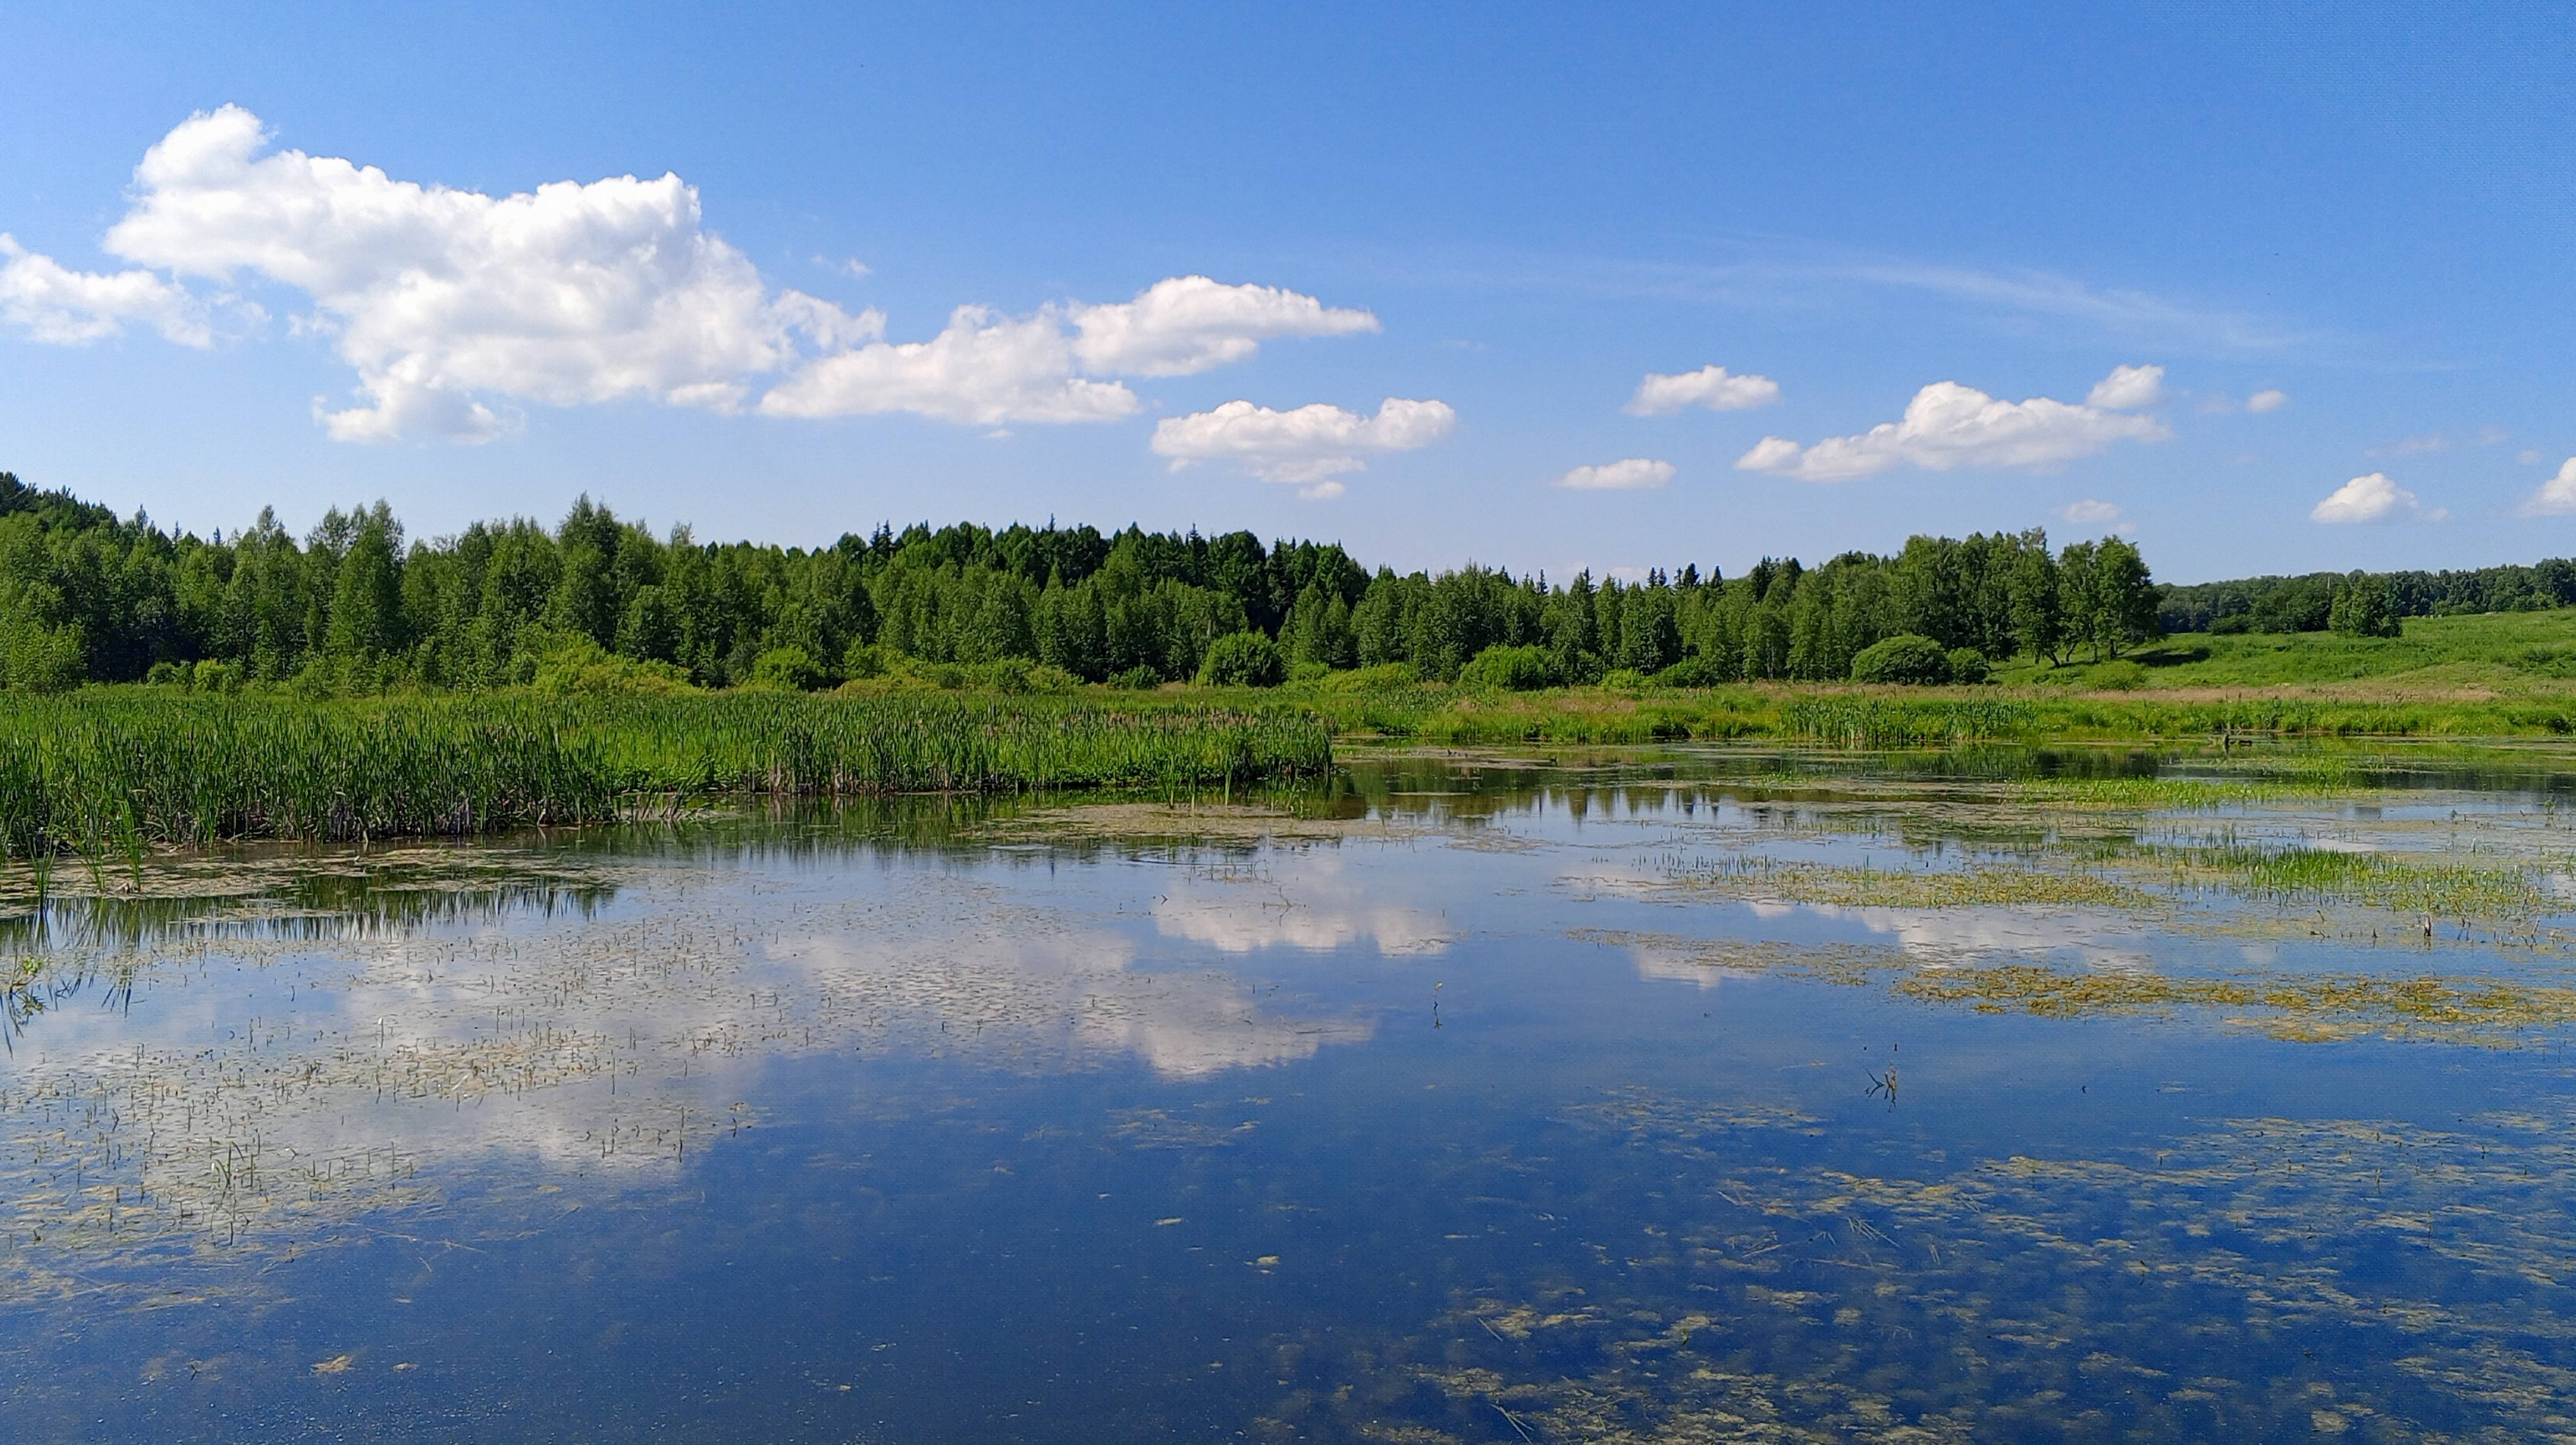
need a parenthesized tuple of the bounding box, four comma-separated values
(5, 746, 2576, 1441)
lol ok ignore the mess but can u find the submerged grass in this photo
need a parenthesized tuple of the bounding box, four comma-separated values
(0, 693, 1331, 857)
(1894, 960, 2576, 1035)
(1662, 856, 2154, 910)
(2131, 842, 2559, 919)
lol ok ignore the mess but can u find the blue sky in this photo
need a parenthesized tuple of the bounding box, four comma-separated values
(3, 1, 2572, 583)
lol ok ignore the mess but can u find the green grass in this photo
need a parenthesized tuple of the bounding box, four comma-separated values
(1993, 608, 2576, 691)
(0, 693, 1332, 858)
(1190, 611, 2576, 746)
(1251, 682, 2576, 746)
(2134, 842, 2555, 918)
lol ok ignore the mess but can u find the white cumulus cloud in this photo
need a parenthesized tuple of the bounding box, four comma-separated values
(1555, 458, 1675, 490)
(1734, 374, 2168, 482)
(1150, 397, 1455, 495)
(0, 234, 208, 346)
(0, 106, 1384, 441)
(2520, 459, 2576, 516)
(2060, 499, 2124, 525)
(2246, 388, 2288, 413)
(1070, 275, 1377, 377)
(756, 306, 1137, 425)
(2312, 472, 2443, 524)
(98, 105, 874, 440)
(2085, 363, 2164, 410)
(1623, 365, 1780, 416)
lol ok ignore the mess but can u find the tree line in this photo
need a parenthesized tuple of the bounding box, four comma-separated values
(0, 472, 2177, 692)
(2158, 559, 2576, 638)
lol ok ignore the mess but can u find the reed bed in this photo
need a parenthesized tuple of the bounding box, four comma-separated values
(0, 693, 1331, 858)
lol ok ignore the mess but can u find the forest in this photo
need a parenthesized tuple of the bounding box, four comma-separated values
(2155, 562, 2576, 638)
(0, 470, 2183, 694)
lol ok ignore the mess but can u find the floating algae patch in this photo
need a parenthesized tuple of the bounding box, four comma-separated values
(1659, 855, 2159, 911)
(1259, 1091, 2576, 1442)
(1894, 959, 2576, 1040)
(1582, 927, 2576, 1043)
(971, 800, 1426, 850)
(2010, 774, 2387, 809)
(0, 842, 624, 945)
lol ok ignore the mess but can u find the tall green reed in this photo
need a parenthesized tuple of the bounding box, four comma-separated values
(0, 693, 1331, 858)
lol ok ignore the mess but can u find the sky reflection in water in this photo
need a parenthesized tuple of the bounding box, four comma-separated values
(3, 749, 2576, 1440)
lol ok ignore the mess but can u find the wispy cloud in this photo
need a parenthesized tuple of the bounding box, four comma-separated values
(1835, 262, 2318, 354)
(1321, 236, 2328, 359)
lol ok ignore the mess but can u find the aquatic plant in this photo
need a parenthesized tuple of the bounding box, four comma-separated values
(2137, 842, 2556, 919)
(1662, 855, 2152, 910)
(0, 693, 1332, 857)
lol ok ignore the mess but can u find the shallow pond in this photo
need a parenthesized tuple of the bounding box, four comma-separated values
(7, 745, 2576, 1441)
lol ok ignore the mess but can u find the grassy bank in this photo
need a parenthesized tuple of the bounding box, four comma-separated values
(1258, 682, 2576, 747)
(0, 694, 1332, 858)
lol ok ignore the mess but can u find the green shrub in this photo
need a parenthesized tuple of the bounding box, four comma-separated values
(1599, 668, 1651, 691)
(530, 636, 697, 695)
(1944, 648, 1991, 685)
(1458, 644, 1558, 691)
(749, 646, 829, 692)
(2090, 660, 2149, 690)
(976, 659, 1082, 694)
(840, 641, 889, 680)
(1108, 664, 1164, 690)
(1653, 655, 1722, 688)
(1317, 662, 1418, 692)
(1197, 631, 1287, 687)
(1850, 634, 1951, 685)
(0, 619, 86, 694)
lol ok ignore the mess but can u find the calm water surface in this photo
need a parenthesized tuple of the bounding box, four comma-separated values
(4, 747, 2576, 1441)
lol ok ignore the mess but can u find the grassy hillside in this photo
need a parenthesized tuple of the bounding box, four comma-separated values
(1988, 608, 2576, 694)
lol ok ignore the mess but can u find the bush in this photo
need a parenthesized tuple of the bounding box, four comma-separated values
(840, 641, 889, 680)
(192, 658, 243, 695)
(1197, 631, 1287, 687)
(1944, 648, 1991, 685)
(1457, 644, 1558, 691)
(2090, 660, 2148, 691)
(0, 619, 86, 694)
(1850, 634, 1951, 685)
(749, 645, 829, 692)
(1598, 668, 1651, 691)
(976, 659, 1081, 694)
(1107, 664, 1164, 690)
(522, 634, 697, 695)
(1318, 662, 1418, 692)
(1653, 655, 1722, 688)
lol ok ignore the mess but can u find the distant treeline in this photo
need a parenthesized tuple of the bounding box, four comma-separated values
(2158, 559, 2576, 637)
(0, 474, 2172, 692)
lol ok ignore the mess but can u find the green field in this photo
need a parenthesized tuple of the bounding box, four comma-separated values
(1988, 608, 2576, 692)
(1221, 610, 2576, 746)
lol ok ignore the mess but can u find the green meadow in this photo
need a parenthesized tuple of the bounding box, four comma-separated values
(1989, 607, 2576, 692)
